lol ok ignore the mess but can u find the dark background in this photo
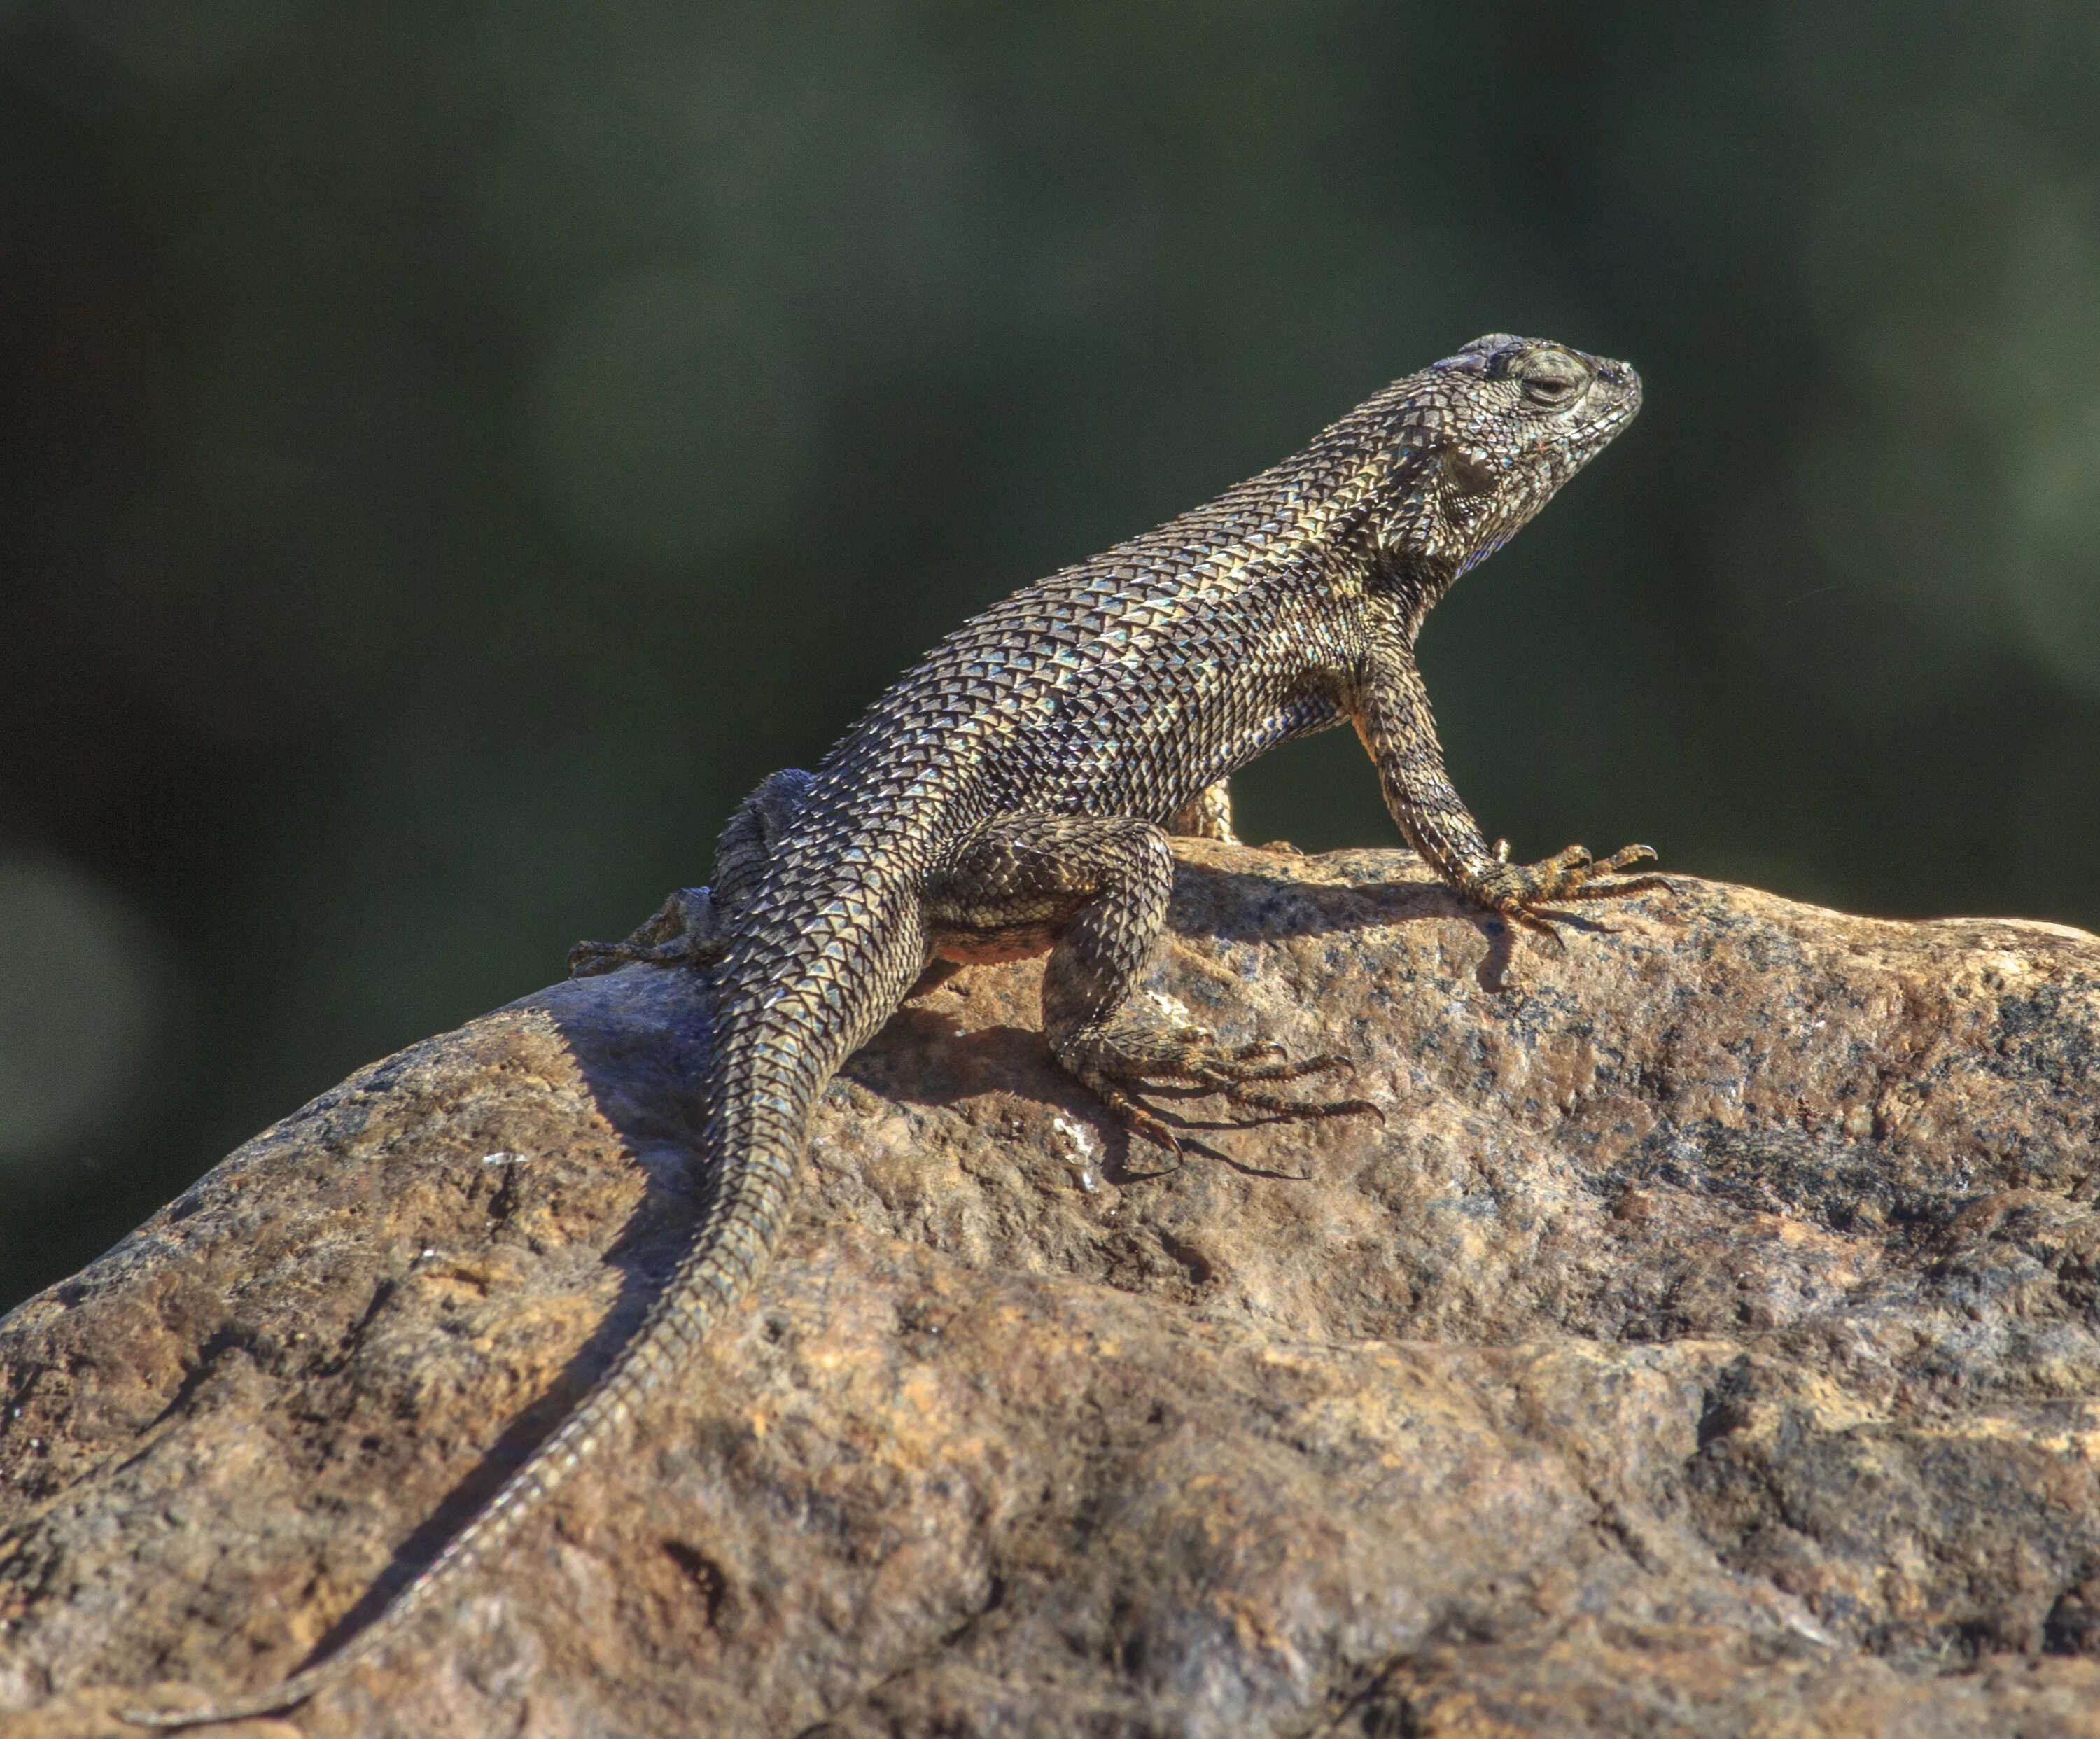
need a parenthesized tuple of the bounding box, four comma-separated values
(5, 2, 2099, 1311)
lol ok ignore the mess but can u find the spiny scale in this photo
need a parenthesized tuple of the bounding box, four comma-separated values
(127, 334, 1654, 1728)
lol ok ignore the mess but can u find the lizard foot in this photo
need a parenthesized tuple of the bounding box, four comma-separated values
(567, 886, 726, 977)
(1474, 841, 1665, 940)
(567, 767, 818, 977)
(1057, 1010, 1382, 1154)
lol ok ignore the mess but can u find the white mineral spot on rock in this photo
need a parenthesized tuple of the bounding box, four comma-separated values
(1147, 990, 1194, 1023)
(1051, 1114, 1102, 1192)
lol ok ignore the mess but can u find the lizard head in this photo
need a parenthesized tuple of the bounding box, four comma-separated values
(1372, 333, 1642, 579)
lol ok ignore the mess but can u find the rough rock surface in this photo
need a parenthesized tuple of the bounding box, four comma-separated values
(7, 840, 2100, 1737)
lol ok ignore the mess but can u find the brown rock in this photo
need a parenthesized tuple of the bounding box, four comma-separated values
(6, 839, 2100, 1736)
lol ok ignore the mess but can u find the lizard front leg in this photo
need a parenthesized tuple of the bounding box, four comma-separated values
(1352, 648, 1658, 926)
(924, 812, 1375, 1152)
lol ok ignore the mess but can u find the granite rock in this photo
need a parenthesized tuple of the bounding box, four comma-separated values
(6, 840, 2100, 1736)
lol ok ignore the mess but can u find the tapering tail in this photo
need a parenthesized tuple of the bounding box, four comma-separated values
(126, 970, 860, 1729)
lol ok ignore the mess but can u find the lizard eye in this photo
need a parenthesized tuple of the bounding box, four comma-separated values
(1512, 349, 1587, 405)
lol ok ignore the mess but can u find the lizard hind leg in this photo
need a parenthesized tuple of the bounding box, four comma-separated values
(567, 767, 816, 977)
(925, 812, 1377, 1155)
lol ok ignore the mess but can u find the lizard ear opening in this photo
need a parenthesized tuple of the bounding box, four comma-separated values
(1441, 443, 1500, 496)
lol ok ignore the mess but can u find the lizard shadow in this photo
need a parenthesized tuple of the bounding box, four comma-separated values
(836, 1014, 1177, 1181)
(1168, 853, 1654, 995)
(854, 855, 1661, 1178)
(343, 917, 1368, 1641)
(295, 962, 722, 1664)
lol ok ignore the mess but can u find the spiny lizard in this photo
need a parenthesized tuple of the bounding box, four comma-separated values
(131, 333, 1654, 1726)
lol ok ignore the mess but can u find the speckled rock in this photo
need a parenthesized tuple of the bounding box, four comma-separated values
(6, 840, 2100, 1738)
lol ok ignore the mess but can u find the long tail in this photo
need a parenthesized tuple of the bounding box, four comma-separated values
(127, 949, 880, 1729)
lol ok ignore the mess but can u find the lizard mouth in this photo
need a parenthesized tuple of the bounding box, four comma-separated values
(1578, 356, 1643, 438)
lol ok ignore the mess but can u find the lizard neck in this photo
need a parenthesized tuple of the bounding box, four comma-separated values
(1365, 549, 1462, 641)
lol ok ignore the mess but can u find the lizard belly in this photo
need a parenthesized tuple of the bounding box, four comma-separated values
(931, 923, 1061, 965)
(1117, 689, 1344, 818)
(986, 688, 1342, 823)
(926, 888, 1081, 964)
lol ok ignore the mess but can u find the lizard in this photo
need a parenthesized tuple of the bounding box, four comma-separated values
(127, 332, 1654, 1727)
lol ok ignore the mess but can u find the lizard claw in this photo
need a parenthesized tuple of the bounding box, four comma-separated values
(1058, 1014, 1382, 1151)
(1588, 843, 1658, 878)
(1471, 842, 1664, 930)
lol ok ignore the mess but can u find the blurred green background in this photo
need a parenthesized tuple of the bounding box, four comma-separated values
(6, 1, 2100, 1311)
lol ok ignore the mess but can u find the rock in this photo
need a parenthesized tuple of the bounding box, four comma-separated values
(6, 839, 2100, 1736)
